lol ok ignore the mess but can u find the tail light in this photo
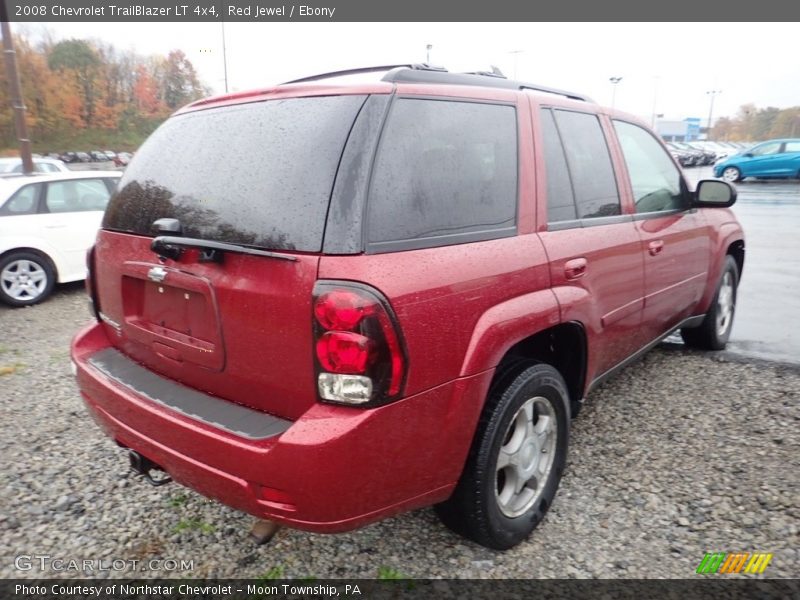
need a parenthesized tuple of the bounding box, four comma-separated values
(313, 281, 406, 406)
(85, 245, 101, 321)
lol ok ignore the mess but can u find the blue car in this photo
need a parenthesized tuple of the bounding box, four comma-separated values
(714, 138, 800, 182)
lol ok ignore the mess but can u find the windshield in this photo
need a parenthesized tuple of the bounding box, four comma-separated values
(103, 94, 367, 252)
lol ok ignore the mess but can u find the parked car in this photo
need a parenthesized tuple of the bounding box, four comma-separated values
(113, 152, 133, 167)
(0, 171, 121, 306)
(665, 142, 697, 167)
(103, 150, 118, 161)
(674, 142, 715, 165)
(0, 157, 70, 175)
(71, 65, 744, 550)
(714, 138, 800, 182)
(59, 151, 91, 163)
(89, 150, 111, 162)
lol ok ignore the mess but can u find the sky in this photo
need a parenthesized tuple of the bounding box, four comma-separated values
(16, 22, 800, 125)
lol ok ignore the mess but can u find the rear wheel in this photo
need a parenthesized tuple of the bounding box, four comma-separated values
(435, 363, 569, 550)
(681, 255, 738, 350)
(721, 166, 742, 183)
(0, 251, 56, 307)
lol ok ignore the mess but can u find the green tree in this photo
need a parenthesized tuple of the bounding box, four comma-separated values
(159, 50, 204, 110)
(47, 39, 101, 127)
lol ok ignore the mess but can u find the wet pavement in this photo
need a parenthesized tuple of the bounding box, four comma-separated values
(686, 167, 800, 364)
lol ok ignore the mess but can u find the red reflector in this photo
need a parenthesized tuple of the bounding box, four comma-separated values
(316, 331, 373, 374)
(314, 290, 372, 331)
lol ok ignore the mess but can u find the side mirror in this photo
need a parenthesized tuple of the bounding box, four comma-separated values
(694, 179, 737, 208)
(743, 152, 753, 158)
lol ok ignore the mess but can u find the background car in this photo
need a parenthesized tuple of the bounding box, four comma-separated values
(714, 138, 800, 182)
(113, 151, 133, 167)
(0, 157, 70, 175)
(0, 171, 121, 306)
(89, 150, 111, 162)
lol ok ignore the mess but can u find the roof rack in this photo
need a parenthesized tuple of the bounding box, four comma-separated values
(383, 67, 593, 102)
(281, 64, 593, 103)
(282, 64, 445, 85)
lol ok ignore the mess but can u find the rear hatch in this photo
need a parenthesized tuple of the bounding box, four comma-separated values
(94, 93, 368, 420)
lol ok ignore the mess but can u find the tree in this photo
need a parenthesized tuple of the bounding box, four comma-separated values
(47, 39, 101, 127)
(159, 50, 204, 110)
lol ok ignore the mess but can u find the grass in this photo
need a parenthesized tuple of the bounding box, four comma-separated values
(172, 518, 215, 535)
(256, 566, 285, 580)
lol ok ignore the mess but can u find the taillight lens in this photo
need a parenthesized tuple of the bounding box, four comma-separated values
(313, 282, 406, 406)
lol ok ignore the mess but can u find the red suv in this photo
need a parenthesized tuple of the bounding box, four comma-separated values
(72, 65, 744, 550)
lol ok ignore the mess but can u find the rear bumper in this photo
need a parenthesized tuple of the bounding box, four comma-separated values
(71, 322, 492, 532)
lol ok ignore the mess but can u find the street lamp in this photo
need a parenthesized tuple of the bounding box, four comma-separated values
(426, 44, 432, 64)
(706, 90, 721, 140)
(509, 50, 524, 79)
(609, 77, 622, 109)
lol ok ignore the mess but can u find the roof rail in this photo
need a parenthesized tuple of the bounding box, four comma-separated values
(382, 67, 593, 103)
(282, 64, 445, 85)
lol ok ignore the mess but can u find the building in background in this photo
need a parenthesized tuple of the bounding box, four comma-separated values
(656, 117, 703, 141)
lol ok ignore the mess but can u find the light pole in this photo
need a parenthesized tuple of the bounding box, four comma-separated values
(509, 50, 524, 79)
(706, 90, 721, 140)
(609, 77, 622, 110)
(221, 21, 229, 93)
(651, 76, 660, 128)
(426, 44, 432, 64)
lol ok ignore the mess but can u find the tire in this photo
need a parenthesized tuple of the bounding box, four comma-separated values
(681, 255, 739, 350)
(0, 251, 56, 307)
(721, 166, 742, 183)
(435, 363, 570, 550)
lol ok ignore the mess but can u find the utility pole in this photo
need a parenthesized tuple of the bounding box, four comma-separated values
(221, 21, 229, 93)
(706, 90, 721, 140)
(609, 76, 622, 110)
(1, 17, 34, 173)
(426, 44, 432, 64)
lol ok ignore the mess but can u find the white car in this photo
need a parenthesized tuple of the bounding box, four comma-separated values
(0, 171, 122, 306)
(0, 157, 70, 175)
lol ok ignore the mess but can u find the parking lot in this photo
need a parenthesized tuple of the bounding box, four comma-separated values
(0, 170, 798, 579)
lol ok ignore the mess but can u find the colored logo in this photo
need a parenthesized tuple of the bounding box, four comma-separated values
(696, 552, 773, 574)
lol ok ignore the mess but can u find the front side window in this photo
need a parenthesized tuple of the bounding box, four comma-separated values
(367, 98, 517, 248)
(45, 179, 111, 213)
(614, 120, 687, 214)
(552, 110, 620, 219)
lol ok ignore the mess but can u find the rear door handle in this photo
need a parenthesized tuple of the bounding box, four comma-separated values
(648, 240, 664, 256)
(564, 258, 587, 280)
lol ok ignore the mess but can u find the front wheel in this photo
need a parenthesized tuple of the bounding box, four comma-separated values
(435, 363, 570, 550)
(721, 166, 742, 183)
(0, 251, 56, 307)
(681, 255, 739, 350)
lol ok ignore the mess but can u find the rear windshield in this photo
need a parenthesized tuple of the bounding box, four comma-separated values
(103, 95, 367, 251)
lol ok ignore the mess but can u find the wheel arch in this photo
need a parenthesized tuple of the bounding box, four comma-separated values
(0, 247, 59, 279)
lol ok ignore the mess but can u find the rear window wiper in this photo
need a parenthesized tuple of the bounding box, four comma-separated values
(151, 236, 298, 263)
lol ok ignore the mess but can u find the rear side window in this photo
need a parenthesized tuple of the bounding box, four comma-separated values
(103, 95, 367, 252)
(0, 184, 40, 216)
(552, 110, 620, 219)
(45, 179, 111, 213)
(540, 109, 576, 222)
(785, 141, 800, 153)
(367, 98, 517, 250)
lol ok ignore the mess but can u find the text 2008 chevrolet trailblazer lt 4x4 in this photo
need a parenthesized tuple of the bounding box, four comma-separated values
(71, 65, 744, 550)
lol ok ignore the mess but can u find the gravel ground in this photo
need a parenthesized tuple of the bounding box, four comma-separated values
(0, 285, 798, 579)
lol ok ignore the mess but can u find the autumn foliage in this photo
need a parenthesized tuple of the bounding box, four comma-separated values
(0, 34, 208, 150)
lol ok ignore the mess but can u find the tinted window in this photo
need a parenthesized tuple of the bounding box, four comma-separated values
(103, 95, 367, 252)
(784, 141, 800, 153)
(613, 120, 687, 213)
(367, 98, 517, 247)
(0, 184, 40, 216)
(46, 179, 111, 213)
(540, 109, 576, 222)
(553, 110, 620, 219)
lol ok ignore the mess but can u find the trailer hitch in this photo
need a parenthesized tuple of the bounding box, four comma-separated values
(128, 450, 173, 487)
